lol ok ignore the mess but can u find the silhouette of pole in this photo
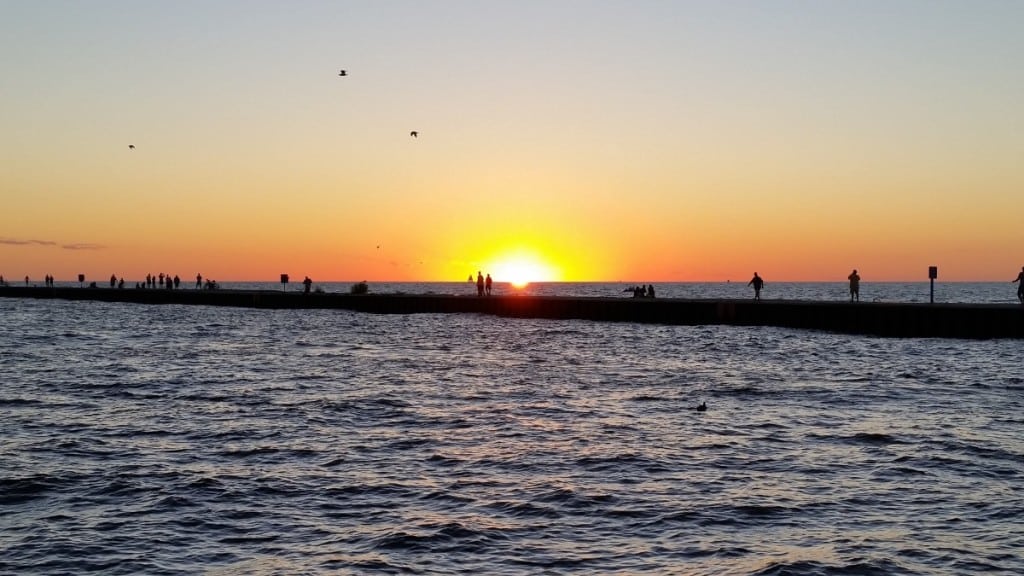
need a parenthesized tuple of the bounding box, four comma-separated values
(929, 266, 937, 304)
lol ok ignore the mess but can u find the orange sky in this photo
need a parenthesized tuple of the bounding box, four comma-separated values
(3, 2, 1023, 282)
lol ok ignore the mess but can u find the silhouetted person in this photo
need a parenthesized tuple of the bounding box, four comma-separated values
(648, 284, 656, 298)
(173, 275, 180, 289)
(748, 272, 764, 300)
(25, 276, 29, 286)
(848, 269, 860, 302)
(476, 271, 484, 296)
(118, 278, 124, 289)
(196, 273, 202, 289)
(303, 276, 312, 293)
(159, 273, 164, 287)
(1014, 266, 1024, 303)
(485, 274, 492, 296)
(110, 274, 117, 288)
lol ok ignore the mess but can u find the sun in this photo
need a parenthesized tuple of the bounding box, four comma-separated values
(489, 253, 559, 288)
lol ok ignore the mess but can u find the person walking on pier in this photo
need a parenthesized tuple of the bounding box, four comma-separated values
(1013, 266, 1024, 303)
(848, 269, 860, 302)
(748, 272, 764, 301)
(485, 273, 493, 296)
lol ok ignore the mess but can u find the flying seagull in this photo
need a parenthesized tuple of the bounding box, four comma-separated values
(128, 145, 135, 150)
(410, 131, 418, 138)
(338, 69, 347, 76)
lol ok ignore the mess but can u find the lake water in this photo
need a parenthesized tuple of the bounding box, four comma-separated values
(1, 288, 1022, 575)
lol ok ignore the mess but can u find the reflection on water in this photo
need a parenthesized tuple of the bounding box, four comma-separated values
(1, 297, 1022, 575)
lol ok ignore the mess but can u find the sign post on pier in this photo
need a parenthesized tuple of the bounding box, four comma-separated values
(928, 266, 937, 304)
(280, 273, 289, 292)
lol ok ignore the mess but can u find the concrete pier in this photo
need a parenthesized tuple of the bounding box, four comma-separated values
(2, 286, 1022, 339)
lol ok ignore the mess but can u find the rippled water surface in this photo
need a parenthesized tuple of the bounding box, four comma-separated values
(2, 296, 1023, 575)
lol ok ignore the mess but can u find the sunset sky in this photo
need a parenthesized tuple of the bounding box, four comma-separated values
(3, 1, 1022, 282)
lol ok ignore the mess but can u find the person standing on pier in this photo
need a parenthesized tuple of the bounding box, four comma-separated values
(196, 273, 202, 289)
(1013, 266, 1024, 303)
(848, 269, 860, 302)
(748, 272, 764, 301)
(485, 273, 493, 296)
(477, 271, 484, 297)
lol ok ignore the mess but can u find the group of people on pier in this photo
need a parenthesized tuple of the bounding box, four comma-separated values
(747, 269, 857, 302)
(628, 284, 656, 298)
(474, 271, 493, 296)
(4, 267, 1024, 303)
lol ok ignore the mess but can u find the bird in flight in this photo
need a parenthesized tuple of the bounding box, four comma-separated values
(338, 69, 347, 77)
(128, 145, 135, 150)
(410, 131, 418, 138)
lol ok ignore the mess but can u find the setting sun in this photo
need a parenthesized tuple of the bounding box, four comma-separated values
(488, 251, 560, 287)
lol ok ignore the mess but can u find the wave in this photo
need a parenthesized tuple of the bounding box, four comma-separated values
(751, 558, 910, 576)
(0, 474, 59, 505)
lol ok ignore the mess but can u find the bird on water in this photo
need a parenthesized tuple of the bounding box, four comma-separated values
(694, 401, 707, 412)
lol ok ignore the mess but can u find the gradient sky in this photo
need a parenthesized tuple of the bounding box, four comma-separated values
(3, 1, 1022, 282)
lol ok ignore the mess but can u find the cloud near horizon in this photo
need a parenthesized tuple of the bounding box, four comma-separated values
(1, 238, 105, 250)
(0, 238, 57, 246)
(61, 243, 106, 251)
